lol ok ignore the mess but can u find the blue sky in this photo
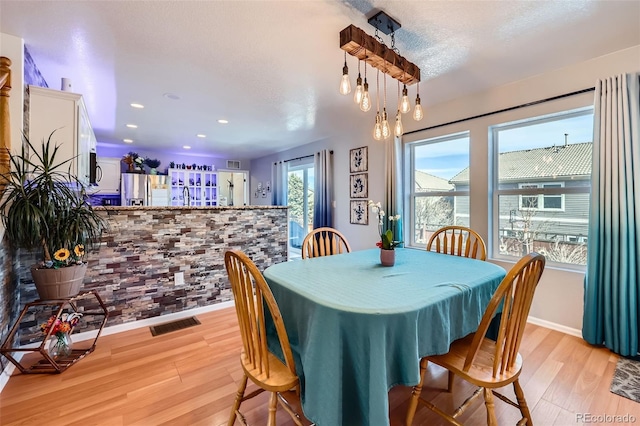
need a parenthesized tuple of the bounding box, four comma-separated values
(415, 110, 594, 180)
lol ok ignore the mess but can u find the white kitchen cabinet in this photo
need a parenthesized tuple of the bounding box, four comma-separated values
(96, 157, 122, 194)
(168, 168, 217, 206)
(28, 85, 95, 184)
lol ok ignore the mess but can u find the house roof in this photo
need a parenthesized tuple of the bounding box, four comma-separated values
(415, 170, 454, 191)
(450, 142, 592, 184)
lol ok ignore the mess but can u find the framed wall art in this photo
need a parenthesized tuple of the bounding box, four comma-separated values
(350, 173, 368, 198)
(350, 200, 368, 225)
(350, 146, 368, 173)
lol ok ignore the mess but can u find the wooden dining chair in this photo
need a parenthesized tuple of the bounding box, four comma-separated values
(225, 250, 312, 426)
(301, 227, 351, 259)
(426, 226, 487, 261)
(405, 252, 546, 426)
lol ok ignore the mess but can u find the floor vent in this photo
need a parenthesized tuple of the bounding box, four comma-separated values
(150, 316, 201, 336)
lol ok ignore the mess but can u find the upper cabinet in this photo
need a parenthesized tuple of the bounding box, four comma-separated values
(27, 86, 96, 185)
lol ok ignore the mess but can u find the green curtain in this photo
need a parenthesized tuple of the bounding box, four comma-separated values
(583, 73, 640, 356)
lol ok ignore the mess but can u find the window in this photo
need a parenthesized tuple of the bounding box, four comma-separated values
(492, 108, 593, 266)
(518, 182, 565, 211)
(407, 132, 469, 247)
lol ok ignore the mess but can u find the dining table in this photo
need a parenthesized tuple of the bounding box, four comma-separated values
(263, 247, 507, 426)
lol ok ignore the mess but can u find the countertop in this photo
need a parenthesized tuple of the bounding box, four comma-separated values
(96, 205, 288, 211)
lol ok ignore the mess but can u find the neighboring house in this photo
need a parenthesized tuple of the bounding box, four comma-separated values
(450, 142, 592, 249)
(415, 170, 454, 192)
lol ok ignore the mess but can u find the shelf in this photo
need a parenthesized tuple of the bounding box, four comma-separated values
(0, 291, 108, 374)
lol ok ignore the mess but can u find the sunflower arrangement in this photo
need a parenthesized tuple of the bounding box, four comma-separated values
(49, 244, 86, 269)
(0, 132, 106, 269)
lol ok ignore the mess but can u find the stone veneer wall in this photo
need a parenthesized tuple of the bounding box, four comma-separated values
(13, 206, 288, 345)
(0, 238, 20, 371)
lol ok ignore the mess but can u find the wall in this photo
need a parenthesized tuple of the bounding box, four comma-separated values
(251, 45, 640, 333)
(13, 206, 288, 345)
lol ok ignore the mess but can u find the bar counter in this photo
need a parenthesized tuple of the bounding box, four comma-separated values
(15, 205, 288, 343)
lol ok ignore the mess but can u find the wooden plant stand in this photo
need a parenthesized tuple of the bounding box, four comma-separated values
(0, 290, 108, 374)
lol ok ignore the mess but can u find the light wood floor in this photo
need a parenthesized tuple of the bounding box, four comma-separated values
(1, 307, 638, 425)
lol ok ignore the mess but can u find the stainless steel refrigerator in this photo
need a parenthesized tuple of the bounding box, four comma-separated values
(121, 174, 170, 206)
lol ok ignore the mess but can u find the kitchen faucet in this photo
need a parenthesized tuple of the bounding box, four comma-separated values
(182, 186, 190, 206)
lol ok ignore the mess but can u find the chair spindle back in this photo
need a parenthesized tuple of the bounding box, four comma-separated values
(301, 227, 351, 259)
(463, 252, 546, 377)
(427, 226, 487, 260)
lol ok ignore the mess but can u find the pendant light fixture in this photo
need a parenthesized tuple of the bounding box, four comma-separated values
(395, 81, 403, 137)
(413, 81, 424, 121)
(354, 60, 363, 104)
(339, 51, 351, 95)
(400, 84, 411, 114)
(338, 10, 423, 136)
(381, 70, 390, 139)
(373, 70, 383, 141)
(360, 51, 371, 112)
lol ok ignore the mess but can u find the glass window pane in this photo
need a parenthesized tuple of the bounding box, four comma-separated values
(497, 195, 587, 265)
(413, 195, 469, 245)
(414, 135, 469, 192)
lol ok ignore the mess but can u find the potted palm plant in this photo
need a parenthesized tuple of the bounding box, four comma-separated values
(0, 131, 106, 299)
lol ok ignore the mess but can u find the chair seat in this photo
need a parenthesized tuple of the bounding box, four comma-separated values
(428, 334, 523, 389)
(241, 351, 299, 393)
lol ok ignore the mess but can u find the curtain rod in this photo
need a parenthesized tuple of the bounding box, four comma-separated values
(275, 150, 334, 165)
(403, 87, 595, 136)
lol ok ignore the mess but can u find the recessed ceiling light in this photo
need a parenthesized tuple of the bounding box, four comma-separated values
(183, 145, 191, 150)
(163, 93, 180, 100)
(126, 124, 138, 128)
(196, 134, 206, 138)
(130, 103, 144, 109)
(218, 119, 229, 124)
(123, 138, 133, 143)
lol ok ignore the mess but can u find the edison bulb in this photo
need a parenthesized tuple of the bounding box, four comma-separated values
(373, 113, 383, 141)
(395, 111, 403, 137)
(354, 74, 363, 104)
(381, 108, 391, 139)
(400, 85, 411, 114)
(360, 80, 371, 112)
(413, 94, 424, 121)
(340, 75, 351, 95)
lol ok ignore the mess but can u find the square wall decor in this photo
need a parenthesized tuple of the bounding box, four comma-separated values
(350, 200, 368, 225)
(350, 146, 368, 173)
(350, 173, 368, 198)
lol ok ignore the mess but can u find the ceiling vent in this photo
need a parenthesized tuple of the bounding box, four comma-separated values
(226, 160, 241, 170)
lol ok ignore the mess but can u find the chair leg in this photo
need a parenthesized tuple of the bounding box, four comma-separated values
(447, 371, 455, 392)
(513, 379, 533, 425)
(268, 392, 278, 426)
(483, 387, 498, 426)
(228, 375, 248, 426)
(406, 358, 429, 426)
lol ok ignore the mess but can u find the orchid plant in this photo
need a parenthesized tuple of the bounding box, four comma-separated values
(368, 200, 402, 250)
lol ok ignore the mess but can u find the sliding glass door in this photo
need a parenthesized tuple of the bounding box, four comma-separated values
(287, 161, 314, 259)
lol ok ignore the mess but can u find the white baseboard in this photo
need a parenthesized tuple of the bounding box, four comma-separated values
(527, 316, 582, 338)
(0, 301, 234, 394)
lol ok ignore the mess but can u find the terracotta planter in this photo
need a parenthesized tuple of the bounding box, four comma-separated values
(30, 263, 87, 300)
(380, 249, 395, 267)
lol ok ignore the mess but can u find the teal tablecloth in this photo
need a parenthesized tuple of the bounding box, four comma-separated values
(263, 248, 506, 426)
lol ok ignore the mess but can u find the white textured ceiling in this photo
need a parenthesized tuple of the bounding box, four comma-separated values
(1, 1, 639, 159)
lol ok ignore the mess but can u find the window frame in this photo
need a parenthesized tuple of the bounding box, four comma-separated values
(407, 131, 470, 248)
(490, 107, 593, 269)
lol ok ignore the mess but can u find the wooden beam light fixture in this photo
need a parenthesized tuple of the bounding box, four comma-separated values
(339, 10, 424, 137)
(339, 12, 420, 85)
